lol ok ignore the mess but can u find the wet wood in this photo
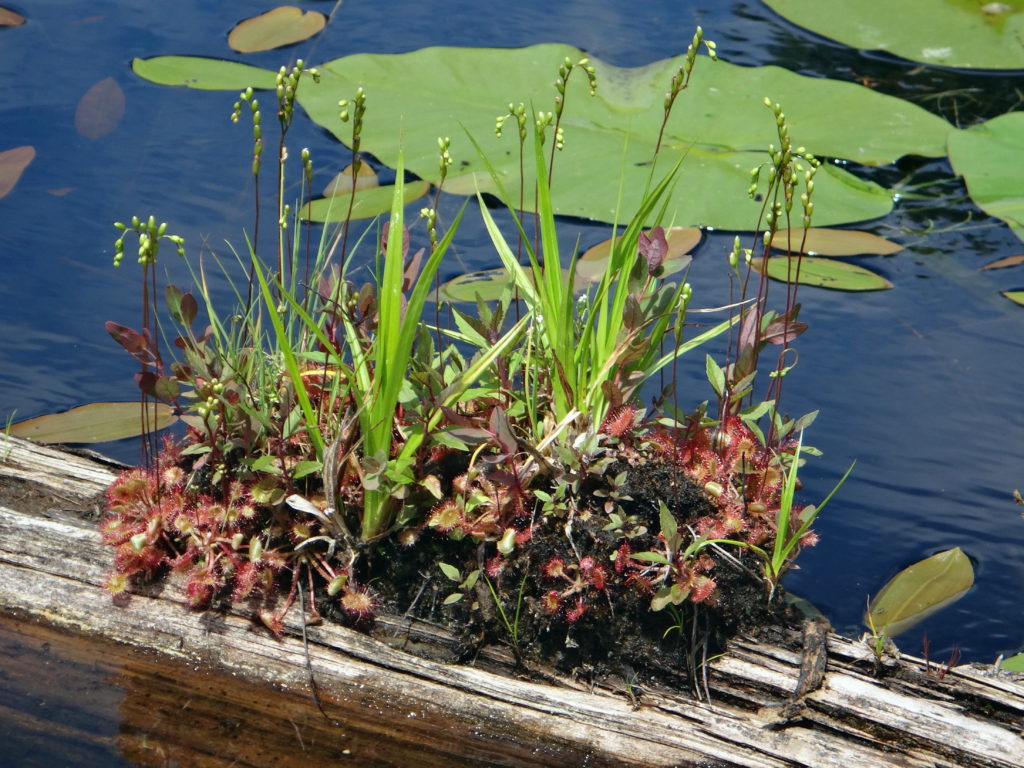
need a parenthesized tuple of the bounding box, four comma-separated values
(1, 434, 1023, 767)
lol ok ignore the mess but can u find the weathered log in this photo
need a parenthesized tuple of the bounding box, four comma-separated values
(1, 434, 1022, 767)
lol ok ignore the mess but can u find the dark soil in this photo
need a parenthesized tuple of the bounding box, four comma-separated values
(349, 454, 789, 692)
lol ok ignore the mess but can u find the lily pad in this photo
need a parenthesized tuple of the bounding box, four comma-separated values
(8, 401, 178, 444)
(133, 45, 954, 229)
(228, 6, 326, 53)
(0, 7, 25, 25)
(132, 56, 277, 91)
(764, 0, 1024, 70)
(437, 267, 519, 303)
(770, 227, 903, 256)
(751, 255, 893, 291)
(980, 254, 1024, 270)
(577, 226, 699, 282)
(299, 180, 429, 222)
(866, 548, 975, 638)
(1002, 290, 1024, 306)
(0, 145, 34, 198)
(75, 77, 125, 140)
(949, 112, 1024, 243)
(323, 163, 378, 197)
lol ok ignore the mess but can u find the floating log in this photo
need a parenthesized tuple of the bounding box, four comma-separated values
(1, 434, 1022, 767)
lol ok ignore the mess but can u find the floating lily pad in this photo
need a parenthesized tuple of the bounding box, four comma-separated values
(75, 77, 125, 140)
(0, 6, 25, 25)
(8, 401, 178, 444)
(949, 112, 1024, 243)
(866, 548, 975, 638)
(132, 56, 277, 91)
(437, 267, 520, 303)
(577, 226, 699, 282)
(133, 45, 954, 229)
(770, 227, 903, 256)
(751, 255, 893, 291)
(764, 0, 1024, 70)
(228, 6, 326, 53)
(323, 162, 378, 197)
(299, 180, 429, 222)
(1002, 290, 1024, 306)
(0, 145, 34, 198)
(980, 254, 1024, 270)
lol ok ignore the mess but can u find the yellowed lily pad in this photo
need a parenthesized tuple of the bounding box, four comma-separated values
(8, 401, 178, 444)
(752, 256, 893, 291)
(300, 180, 428, 222)
(75, 77, 125, 140)
(323, 163, 378, 197)
(1002, 290, 1024, 306)
(577, 226, 700, 283)
(770, 227, 903, 256)
(0, 145, 34, 198)
(866, 548, 974, 638)
(228, 6, 326, 53)
(0, 6, 25, 25)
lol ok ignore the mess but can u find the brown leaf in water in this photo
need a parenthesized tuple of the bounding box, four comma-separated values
(47, 187, 75, 197)
(228, 6, 326, 53)
(771, 227, 903, 256)
(0, 6, 25, 25)
(980, 254, 1024, 270)
(75, 77, 125, 139)
(0, 145, 35, 198)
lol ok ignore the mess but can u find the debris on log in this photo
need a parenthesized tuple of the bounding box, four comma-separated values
(1, 435, 1022, 767)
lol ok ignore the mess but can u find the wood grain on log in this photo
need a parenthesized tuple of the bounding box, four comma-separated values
(1, 434, 1022, 767)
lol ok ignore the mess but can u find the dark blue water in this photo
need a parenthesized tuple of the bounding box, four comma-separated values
(2, 0, 1022, 682)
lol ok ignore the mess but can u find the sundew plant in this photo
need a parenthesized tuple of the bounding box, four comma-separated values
(100, 31, 847, 683)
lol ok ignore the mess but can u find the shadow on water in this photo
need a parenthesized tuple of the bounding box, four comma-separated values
(0, 616, 599, 767)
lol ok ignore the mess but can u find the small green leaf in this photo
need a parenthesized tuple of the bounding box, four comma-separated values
(292, 460, 323, 479)
(999, 653, 1024, 673)
(705, 354, 725, 398)
(443, 592, 464, 605)
(438, 562, 461, 582)
(866, 548, 975, 638)
(8, 401, 177, 444)
(752, 256, 893, 291)
(1002, 290, 1024, 307)
(630, 551, 671, 565)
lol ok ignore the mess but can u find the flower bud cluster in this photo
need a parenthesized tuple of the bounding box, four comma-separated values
(338, 87, 367, 172)
(113, 214, 184, 267)
(231, 87, 263, 176)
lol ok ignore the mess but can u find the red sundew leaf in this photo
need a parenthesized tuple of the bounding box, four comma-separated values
(75, 77, 125, 140)
(0, 7, 25, 25)
(980, 254, 1024, 270)
(228, 6, 326, 53)
(0, 145, 35, 198)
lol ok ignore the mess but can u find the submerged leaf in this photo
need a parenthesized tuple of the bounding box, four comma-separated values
(0, 145, 34, 198)
(752, 256, 893, 291)
(866, 548, 975, 638)
(8, 402, 177, 444)
(770, 228, 903, 256)
(75, 77, 125, 140)
(299, 180, 428, 222)
(228, 6, 327, 53)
